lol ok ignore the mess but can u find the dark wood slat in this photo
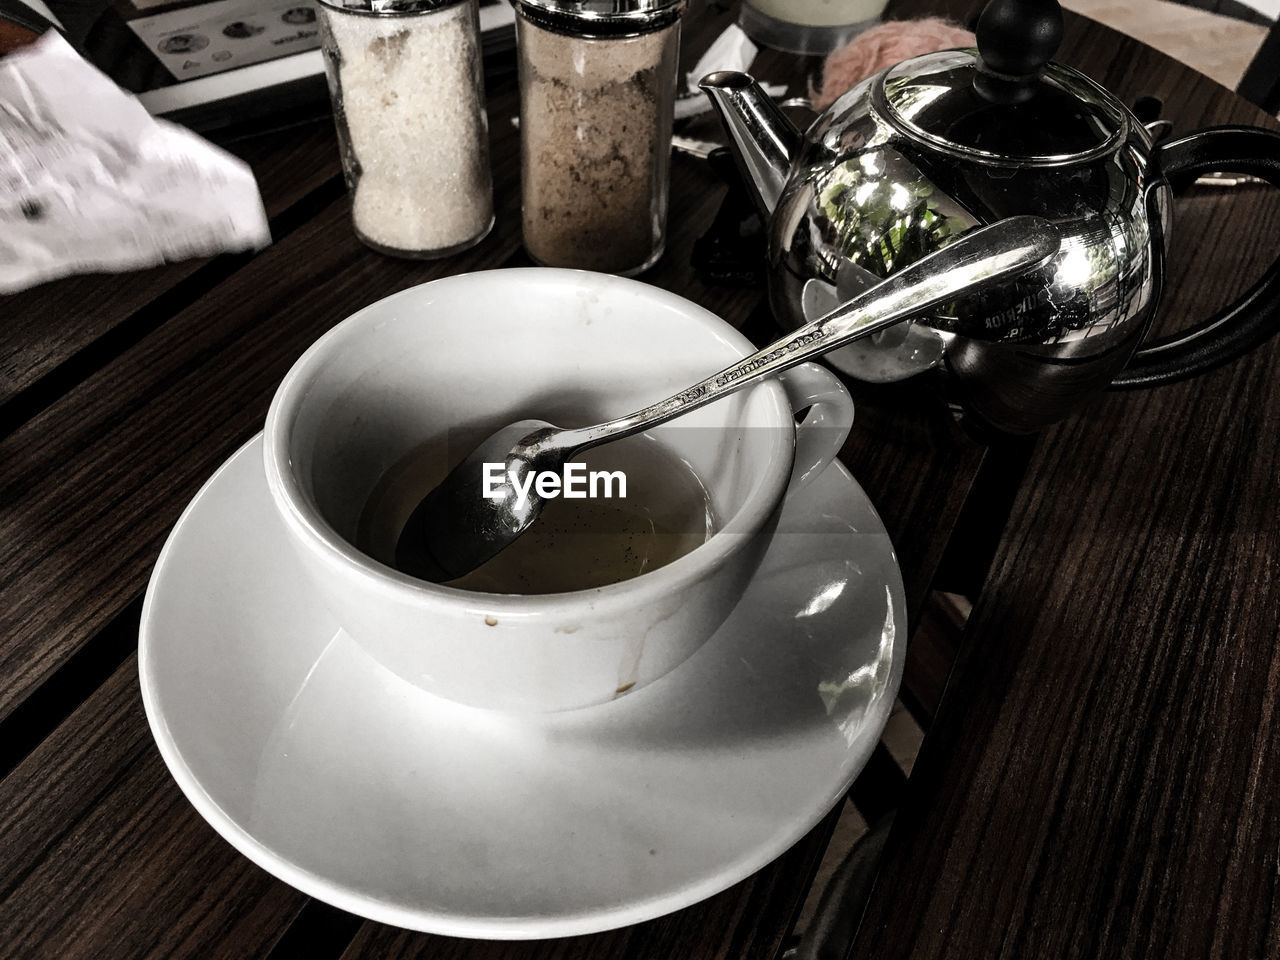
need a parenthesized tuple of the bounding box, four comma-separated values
(0, 654, 308, 960)
(0, 121, 344, 410)
(850, 15, 1280, 960)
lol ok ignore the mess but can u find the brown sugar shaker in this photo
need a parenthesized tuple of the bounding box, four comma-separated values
(511, 0, 686, 275)
(316, 0, 494, 258)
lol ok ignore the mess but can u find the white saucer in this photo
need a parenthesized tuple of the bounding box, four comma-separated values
(139, 435, 905, 939)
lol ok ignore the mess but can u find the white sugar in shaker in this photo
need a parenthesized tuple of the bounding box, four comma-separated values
(317, 0, 494, 258)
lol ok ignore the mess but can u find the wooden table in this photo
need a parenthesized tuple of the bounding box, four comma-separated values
(2, 3, 1278, 958)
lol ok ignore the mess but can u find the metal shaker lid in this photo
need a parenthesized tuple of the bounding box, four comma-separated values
(875, 49, 1129, 165)
(316, 0, 467, 14)
(510, 0, 687, 37)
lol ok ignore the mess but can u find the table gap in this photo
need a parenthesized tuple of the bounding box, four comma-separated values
(263, 900, 364, 960)
(895, 434, 1038, 728)
(0, 597, 143, 781)
(930, 434, 1038, 601)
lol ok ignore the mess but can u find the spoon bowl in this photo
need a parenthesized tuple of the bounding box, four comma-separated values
(395, 419, 557, 580)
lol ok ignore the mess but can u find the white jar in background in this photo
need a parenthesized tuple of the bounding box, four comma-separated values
(739, 0, 889, 55)
(317, 0, 494, 258)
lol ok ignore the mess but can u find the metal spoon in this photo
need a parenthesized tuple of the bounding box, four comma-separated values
(395, 216, 1061, 581)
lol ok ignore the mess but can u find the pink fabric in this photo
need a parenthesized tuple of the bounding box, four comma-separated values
(812, 18, 976, 110)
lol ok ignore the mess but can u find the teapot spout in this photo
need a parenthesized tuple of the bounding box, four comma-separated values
(700, 71, 801, 219)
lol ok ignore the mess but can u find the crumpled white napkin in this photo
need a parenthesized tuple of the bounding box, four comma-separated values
(674, 22, 788, 121)
(0, 31, 270, 294)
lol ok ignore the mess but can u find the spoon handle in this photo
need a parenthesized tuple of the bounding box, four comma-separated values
(558, 216, 1060, 452)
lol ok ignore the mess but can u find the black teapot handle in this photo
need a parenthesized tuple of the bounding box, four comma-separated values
(1111, 126, 1280, 389)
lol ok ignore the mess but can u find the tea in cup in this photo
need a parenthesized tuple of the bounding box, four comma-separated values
(355, 429, 718, 594)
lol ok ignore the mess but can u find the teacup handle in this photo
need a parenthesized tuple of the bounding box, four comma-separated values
(1111, 126, 1280, 388)
(774, 362, 854, 494)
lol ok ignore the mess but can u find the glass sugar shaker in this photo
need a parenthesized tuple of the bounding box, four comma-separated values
(317, 0, 494, 258)
(511, 0, 686, 276)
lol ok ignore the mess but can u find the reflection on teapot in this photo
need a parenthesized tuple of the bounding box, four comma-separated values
(703, 0, 1280, 434)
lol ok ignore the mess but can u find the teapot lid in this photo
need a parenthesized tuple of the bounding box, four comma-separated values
(875, 50, 1129, 165)
(874, 0, 1128, 165)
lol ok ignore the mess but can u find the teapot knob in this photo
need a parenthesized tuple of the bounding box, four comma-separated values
(974, 0, 1064, 103)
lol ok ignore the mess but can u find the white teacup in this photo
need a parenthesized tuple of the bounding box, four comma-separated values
(263, 268, 853, 712)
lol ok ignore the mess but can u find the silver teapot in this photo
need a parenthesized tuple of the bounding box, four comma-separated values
(702, 0, 1280, 433)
